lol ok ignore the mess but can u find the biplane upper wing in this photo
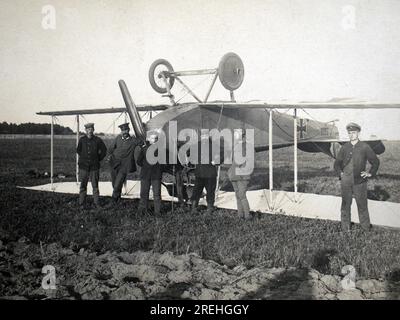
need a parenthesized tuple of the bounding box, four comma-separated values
(200, 101, 400, 109)
(36, 105, 168, 116)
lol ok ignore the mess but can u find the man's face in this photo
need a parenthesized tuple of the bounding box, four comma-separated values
(148, 134, 158, 144)
(121, 128, 130, 138)
(86, 127, 94, 138)
(347, 130, 359, 141)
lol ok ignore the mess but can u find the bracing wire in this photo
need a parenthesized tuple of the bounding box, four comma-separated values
(175, 74, 213, 103)
(80, 115, 89, 124)
(300, 108, 319, 122)
(104, 112, 125, 134)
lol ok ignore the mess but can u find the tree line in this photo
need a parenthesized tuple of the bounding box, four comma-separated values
(0, 122, 74, 135)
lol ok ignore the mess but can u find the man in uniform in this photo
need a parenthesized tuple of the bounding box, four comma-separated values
(191, 132, 220, 214)
(136, 132, 163, 215)
(227, 129, 254, 220)
(106, 123, 140, 205)
(76, 122, 107, 208)
(334, 122, 380, 231)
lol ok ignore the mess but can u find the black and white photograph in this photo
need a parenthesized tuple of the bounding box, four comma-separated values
(1, 0, 400, 306)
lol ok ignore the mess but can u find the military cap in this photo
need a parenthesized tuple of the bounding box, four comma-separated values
(84, 123, 94, 129)
(118, 122, 130, 130)
(346, 122, 361, 132)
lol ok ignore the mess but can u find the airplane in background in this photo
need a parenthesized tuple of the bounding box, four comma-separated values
(119, 53, 386, 159)
(38, 52, 395, 202)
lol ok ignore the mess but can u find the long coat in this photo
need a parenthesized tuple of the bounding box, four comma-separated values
(334, 141, 379, 185)
(108, 134, 140, 173)
(137, 145, 162, 180)
(76, 135, 107, 171)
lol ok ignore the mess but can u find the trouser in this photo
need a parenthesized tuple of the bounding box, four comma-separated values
(232, 180, 250, 218)
(111, 167, 127, 201)
(340, 177, 370, 230)
(191, 176, 217, 207)
(139, 178, 162, 214)
(175, 169, 185, 204)
(79, 168, 100, 205)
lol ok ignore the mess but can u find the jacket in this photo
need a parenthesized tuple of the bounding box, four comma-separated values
(108, 134, 140, 173)
(76, 135, 107, 170)
(334, 141, 380, 185)
(137, 145, 163, 180)
(192, 139, 222, 178)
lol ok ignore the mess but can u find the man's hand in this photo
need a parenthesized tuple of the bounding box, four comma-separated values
(361, 171, 372, 178)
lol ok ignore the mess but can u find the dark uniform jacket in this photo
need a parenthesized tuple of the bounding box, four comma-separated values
(192, 139, 222, 178)
(137, 145, 162, 180)
(334, 141, 380, 185)
(108, 134, 140, 173)
(76, 135, 107, 171)
(195, 164, 217, 178)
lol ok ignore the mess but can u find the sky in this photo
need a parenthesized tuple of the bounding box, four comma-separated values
(1, 0, 400, 139)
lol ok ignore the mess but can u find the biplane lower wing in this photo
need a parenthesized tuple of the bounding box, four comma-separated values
(254, 139, 385, 158)
(297, 139, 385, 158)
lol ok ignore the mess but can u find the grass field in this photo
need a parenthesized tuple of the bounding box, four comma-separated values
(1, 138, 400, 279)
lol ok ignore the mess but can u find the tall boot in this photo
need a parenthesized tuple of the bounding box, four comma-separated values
(153, 198, 161, 215)
(105, 196, 118, 209)
(137, 199, 148, 215)
(79, 191, 86, 207)
(191, 200, 199, 214)
(206, 202, 214, 214)
(93, 193, 101, 209)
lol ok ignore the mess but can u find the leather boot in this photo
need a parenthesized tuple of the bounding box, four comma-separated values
(341, 222, 351, 232)
(137, 200, 148, 215)
(105, 197, 118, 209)
(191, 200, 198, 214)
(153, 199, 161, 215)
(206, 203, 214, 214)
(79, 192, 86, 207)
(93, 193, 101, 208)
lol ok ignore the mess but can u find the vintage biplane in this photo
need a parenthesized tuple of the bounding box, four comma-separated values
(37, 53, 397, 205)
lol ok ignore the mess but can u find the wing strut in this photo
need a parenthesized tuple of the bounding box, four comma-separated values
(51, 116, 54, 191)
(294, 108, 298, 202)
(76, 115, 79, 186)
(269, 110, 273, 210)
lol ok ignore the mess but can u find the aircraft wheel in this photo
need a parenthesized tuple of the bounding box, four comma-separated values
(218, 52, 244, 91)
(148, 59, 175, 94)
